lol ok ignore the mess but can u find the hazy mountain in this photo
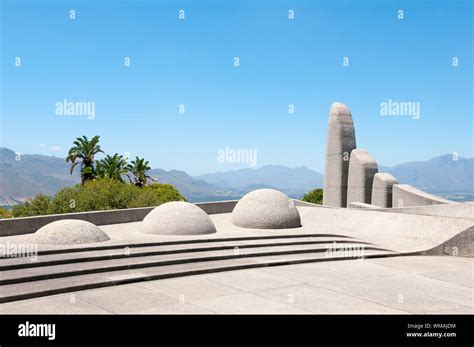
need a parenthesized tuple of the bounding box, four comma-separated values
(379, 154, 473, 194)
(147, 168, 235, 202)
(0, 147, 236, 203)
(195, 165, 324, 192)
(0, 147, 472, 205)
(0, 148, 80, 202)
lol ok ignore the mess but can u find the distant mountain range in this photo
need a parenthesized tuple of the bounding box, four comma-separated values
(146, 168, 237, 202)
(194, 165, 324, 199)
(379, 154, 473, 194)
(0, 148, 80, 205)
(0, 147, 472, 205)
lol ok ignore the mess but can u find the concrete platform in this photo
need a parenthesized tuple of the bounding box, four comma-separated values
(2, 206, 471, 255)
(1, 204, 472, 310)
(1, 256, 471, 314)
(0, 232, 393, 303)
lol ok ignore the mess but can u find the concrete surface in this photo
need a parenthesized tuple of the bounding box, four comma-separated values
(293, 206, 473, 254)
(347, 149, 378, 206)
(323, 102, 357, 207)
(1, 256, 471, 314)
(392, 184, 454, 208)
(1, 205, 472, 255)
(348, 202, 380, 209)
(383, 202, 473, 218)
(0, 200, 238, 237)
(231, 189, 301, 229)
(426, 226, 473, 257)
(141, 202, 217, 235)
(371, 173, 398, 208)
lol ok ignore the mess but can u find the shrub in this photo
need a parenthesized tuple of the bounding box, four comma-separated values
(0, 207, 13, 219)
(12, 179, 186, 217)
(302, 188, 323, 205)
(128, 184, 186, 208)
(12, 194, 52, 217)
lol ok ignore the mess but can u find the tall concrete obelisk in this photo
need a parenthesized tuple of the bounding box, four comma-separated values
(323, 102, 357, 207)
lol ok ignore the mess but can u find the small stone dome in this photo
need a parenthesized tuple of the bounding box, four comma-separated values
(30, 219, 110, 245)
(231, 189, 301, 229)
(141, 201, 217, 235)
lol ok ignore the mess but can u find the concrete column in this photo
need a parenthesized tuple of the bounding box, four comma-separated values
(371, 173, 398, 207)
(347, 149, 378, 205)
(323, 102, 357, 207)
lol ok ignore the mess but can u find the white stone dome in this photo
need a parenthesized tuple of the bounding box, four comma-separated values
(30, 219, 110, 245)
(231, 189, 301, 229)
(141, 201, 216, 235)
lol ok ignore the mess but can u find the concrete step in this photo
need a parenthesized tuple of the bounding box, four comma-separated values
(0, 236, 367, 270)
(0, 243, 388, 285)
(0, 249, 396, 304)
(6, 233, 353, 257)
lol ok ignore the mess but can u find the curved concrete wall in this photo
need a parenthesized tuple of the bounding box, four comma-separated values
(323, 102, 357, 207)
(371, 173, 398, 208)
(392, 184, 454, 208)
(385, 202, 473, 219)
(347, 149, 378, 205)
(426, 226, 473, 258)
(0, 200, 238, 237)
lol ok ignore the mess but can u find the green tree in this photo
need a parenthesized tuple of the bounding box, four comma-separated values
(302, 188, 323, 205)
(127, 183, 186, 208)
(49, 187, 80, 214)
(12, 180, 187, 217)
(12, 194, 52, 217)
(127, 156, 156, 187)
(66, 135, 103, 184)
(95, 154, 129, 182)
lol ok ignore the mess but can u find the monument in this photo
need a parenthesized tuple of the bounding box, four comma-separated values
(371, 173, 398, 207)
(347, 149, 378, 205)
(323, 102, 357, 207)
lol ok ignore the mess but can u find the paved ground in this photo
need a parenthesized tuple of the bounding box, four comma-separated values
(1, 255, 472, 314)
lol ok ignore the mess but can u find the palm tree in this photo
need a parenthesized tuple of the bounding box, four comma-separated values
(66, 135, 103, 184)
(127, 157, 156, 187)
(96, 154, 129, 182)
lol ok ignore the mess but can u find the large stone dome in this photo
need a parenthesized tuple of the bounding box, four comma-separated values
(231, 189, 301, 229)
(141, 201, 217, 235)
(30, 219, 110, 245)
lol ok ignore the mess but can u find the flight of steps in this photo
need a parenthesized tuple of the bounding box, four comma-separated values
(0, 233, 398, 303)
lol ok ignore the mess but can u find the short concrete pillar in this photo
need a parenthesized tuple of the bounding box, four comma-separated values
(323, 102, 357, 207)
(371, 173, 398, 207)
(347, 149, 378, 205)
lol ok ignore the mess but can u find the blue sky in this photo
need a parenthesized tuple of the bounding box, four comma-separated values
(1, 0, 472, 175)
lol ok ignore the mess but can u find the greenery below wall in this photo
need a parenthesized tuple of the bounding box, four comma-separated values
(301, 188, 323, 205)
(7, 179, 185, 218)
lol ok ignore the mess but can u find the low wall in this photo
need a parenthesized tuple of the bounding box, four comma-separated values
(293, 200, 335, 208)
(0, 200, 238, 237)
(392, 184, 454, 208)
